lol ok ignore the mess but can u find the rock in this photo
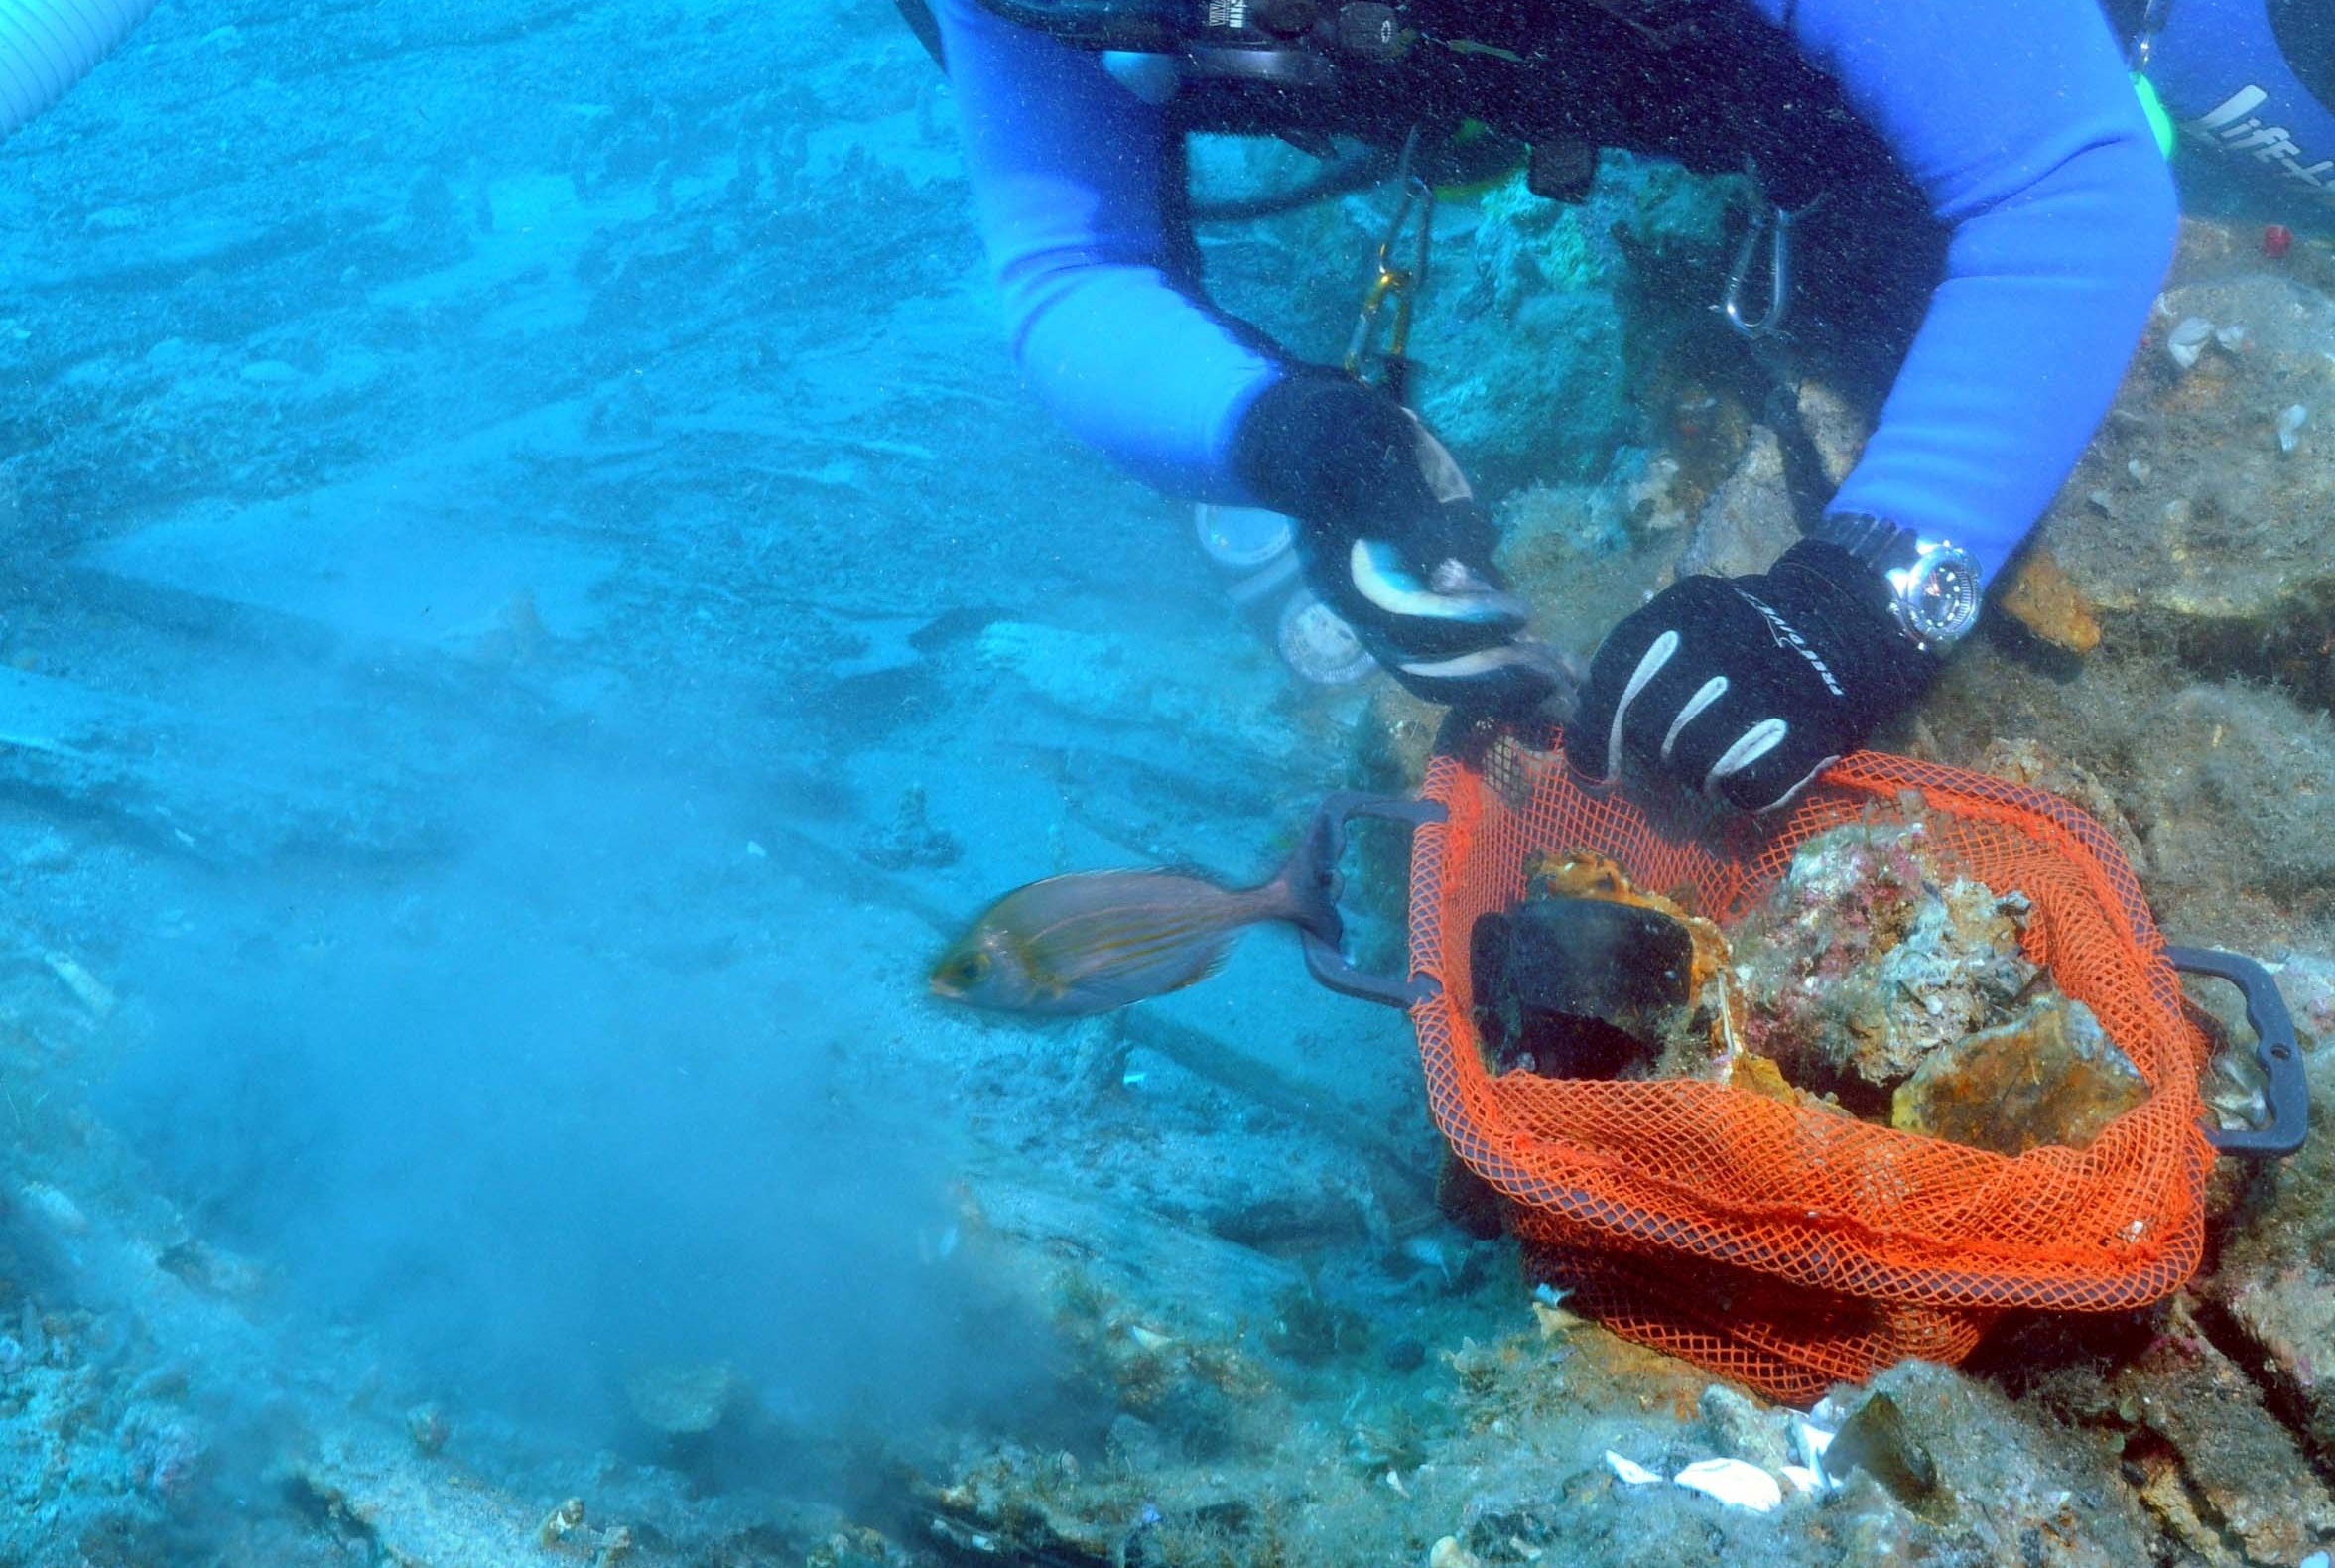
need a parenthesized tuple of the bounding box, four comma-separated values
(1997, 548, 2102, 655)
(1923, 662, 2335, 952)
(1426, 1536, 1482, 1568)
(2133, 685, 2335, 906)
(1794, 379, 1869, 487)
(1618, 448, 1693, 536)
(1416, 157, 1729, 492)
(855, 783, 961, 871)
(1847, 1362, 2158, 1566)
(1698, 1383, 1791, 1473)
(622, 1360, 749, 1437)
(1733, 822, 2040, 1094)
(1106, 1414, 1165, 1473)
(2026, 271, 2335, 707)
(2270, 950, 2335, 1052)
(2115, 1299, 2335, 1566)
(1675, 425, 1799, 581)
(1891, 995, 2148, 1155)
(1971, 737, 2147, 871)
(404, 1402, 450, 1455)
(1496, 474, 1690, 663)
(1821, 1391, 1938, 1509)
(2200, 1042, 2335, 1474)
(17, 1181, 88, 1237)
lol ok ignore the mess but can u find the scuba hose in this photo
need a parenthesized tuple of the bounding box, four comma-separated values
(0, 0, 161, 141)
(1191, 141, 1395, 222)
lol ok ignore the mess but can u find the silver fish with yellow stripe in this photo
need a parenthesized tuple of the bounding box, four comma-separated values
(930, 826, 1335, 1018)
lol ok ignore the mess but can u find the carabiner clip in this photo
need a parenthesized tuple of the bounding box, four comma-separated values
(1344, 127, 1437, 403)
(1722, 197, 1798, 341)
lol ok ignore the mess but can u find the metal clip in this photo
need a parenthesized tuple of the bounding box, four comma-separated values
(2128, 0, 2169, 71)
(1721, 190, 1819, 341)
(1343, 126, 1436, 403)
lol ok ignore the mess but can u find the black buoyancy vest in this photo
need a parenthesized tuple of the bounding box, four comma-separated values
(903, 0, 1894, 210)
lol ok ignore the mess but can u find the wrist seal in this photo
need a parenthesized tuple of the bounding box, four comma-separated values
(1232, 370, 1437, 530)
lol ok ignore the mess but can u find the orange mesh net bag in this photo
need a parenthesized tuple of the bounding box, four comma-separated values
(1406, 730, 2215, 1405)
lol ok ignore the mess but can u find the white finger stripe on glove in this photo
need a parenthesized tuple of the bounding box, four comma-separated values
(1605, 630, 1678, 782)
(1703, 718, 1789, 797)
(1660, 676, 1729, 763)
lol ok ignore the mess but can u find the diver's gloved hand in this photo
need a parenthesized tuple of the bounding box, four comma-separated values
(1233, 370, 1562, 714)
(1571, 541, 1937, 813)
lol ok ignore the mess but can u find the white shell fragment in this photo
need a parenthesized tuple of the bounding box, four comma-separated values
(2278, 404, 2309, 454)
(1605, 1451, 1661, 1487)
(1779, 1465, 1825, 1495)
(2213, 323, 2248, 353)
(1673, 1457, 1784, 1513)
(1791, 1415, 1836, 1484)
(2165, 316, 2214, 370)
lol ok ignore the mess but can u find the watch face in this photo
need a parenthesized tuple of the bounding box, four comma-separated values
(1899, 545, 1983, 647)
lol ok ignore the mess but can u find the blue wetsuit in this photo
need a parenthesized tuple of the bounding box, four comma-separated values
(936, 0, 2178, 583)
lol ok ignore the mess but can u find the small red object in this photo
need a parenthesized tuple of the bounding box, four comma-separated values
(2264, 223, 2295, 259)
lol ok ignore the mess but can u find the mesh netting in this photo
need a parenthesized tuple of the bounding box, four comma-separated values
(1408, 732, 2214, 1404)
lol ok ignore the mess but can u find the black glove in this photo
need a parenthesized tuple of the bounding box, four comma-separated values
(1571, 540, 1937, 812)
(1233, 370, 1566, 714)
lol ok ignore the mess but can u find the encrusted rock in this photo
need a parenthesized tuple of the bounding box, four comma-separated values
(1794, 379, 1869, 487)
(1997, 548, 2102, 655)
(1733, 821, 2039, 1093)
(2027, 271, 2335, 706)
(1891, 994, 2147, 1155)
(1675, 425, 1799, 582)
(2199, 1042, 2335, 1474)
(1972, 737, 2147, 871)
(1699, 1383, 1791, 1473)
(1844, 1362, 2158, 1566)
(2115, 1299, 2335, 1566)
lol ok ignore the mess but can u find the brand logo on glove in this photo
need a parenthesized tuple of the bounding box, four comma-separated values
(1735, 589, 1845, 699)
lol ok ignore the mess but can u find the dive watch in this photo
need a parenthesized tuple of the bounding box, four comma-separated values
(1810, 513, 1984, 655)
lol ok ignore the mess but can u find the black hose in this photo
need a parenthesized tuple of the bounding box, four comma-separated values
(1190, 144, 1396, 222)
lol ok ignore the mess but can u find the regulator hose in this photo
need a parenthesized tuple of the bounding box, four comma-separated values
(0, 0, 160, 141)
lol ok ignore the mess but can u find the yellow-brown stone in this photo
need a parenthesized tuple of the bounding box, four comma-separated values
(1999, 548, 2102, 655)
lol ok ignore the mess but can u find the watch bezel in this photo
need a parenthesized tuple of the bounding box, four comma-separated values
(1886, 541, 1983, 652)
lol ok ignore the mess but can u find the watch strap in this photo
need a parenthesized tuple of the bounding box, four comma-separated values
(1808, 512, 1920, 574)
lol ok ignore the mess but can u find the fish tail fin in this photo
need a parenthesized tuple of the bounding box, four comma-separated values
(1249, 810, 1341, 944)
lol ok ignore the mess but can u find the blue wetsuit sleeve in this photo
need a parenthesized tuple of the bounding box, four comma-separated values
(932, 0, 1285, 500)
(1751, 0, 2178, 579)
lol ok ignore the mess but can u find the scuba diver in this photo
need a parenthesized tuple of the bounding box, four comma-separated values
(913, 0, 2321, 812)
(2142, 1, 2335, 217)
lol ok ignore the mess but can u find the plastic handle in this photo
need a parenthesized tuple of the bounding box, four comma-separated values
(2167, 945, 2309, 1159)
(1298, 791, 1448, 1008)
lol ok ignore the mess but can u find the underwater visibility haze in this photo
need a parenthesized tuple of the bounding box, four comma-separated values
(1, 0, 2335, 1564)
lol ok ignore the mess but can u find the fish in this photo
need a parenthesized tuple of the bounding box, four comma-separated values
(929, 818, 1337, 1018)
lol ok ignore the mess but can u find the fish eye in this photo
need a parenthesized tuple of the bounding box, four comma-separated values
(939, 951, 992, 988)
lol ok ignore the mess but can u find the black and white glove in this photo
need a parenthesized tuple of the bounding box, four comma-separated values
(1233, 370, 1569, 715)
(1571, 540, 1938, 812)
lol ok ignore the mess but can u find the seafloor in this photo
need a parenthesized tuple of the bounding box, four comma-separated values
(0, 2, 2331, 1566)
